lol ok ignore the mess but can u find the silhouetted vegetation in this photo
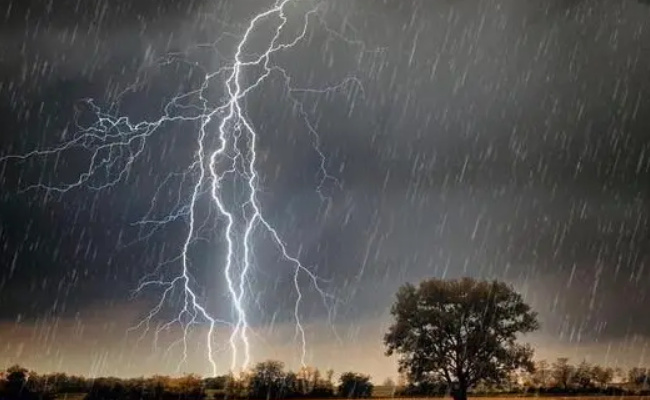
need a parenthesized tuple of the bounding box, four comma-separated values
(388, 356, 650, 398)
(224, 361, 340, 399)
(5, 356, 650, 399)
(4, 278, 650, 399)
(84, 375, 205, 400)
(5, 356, 650, 400)
(203, 376, 228, 392)
(384, 278, 539, 400)
(0, 365, 54, 400)
(337, 373, 372, 399)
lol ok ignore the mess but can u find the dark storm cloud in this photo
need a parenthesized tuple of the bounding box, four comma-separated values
(1, 0, 650, 375)
(258, 0, 650, 340)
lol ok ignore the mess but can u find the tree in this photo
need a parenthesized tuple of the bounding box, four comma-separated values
(295, 366, 318, 395)
(203, 376, 228, 391)
(5, 365, 29, 389)
(628, 367, 649, 387)
(572, 361, 594, 390)
(551, 358, 574, 389)
(85, 377, 130, 400)
(591, 365, 613, 388)
(325, 369, 334, 387)
(529, 360, 551, 389)
(338, 373, 373, 398)
(1, 365, 54, 400)
(224, 373, 249, 399)
(384, 277, 539, 400)
(142, 375, 171, 400)
(249, 361, 287, 400)
(171, 374, 205, 400)
(3, 365, 30, 398)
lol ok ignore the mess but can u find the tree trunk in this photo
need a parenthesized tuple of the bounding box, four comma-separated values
(451, 384, 468, 400)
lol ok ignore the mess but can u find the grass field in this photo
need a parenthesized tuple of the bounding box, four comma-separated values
(55, 394, 650, 400)
(55, 394, 86, 400)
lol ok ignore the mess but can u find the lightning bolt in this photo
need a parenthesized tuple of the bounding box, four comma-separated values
(1, 0, 370, 375)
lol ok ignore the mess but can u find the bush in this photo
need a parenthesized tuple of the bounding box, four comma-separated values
(0, 365, 55, 400)
(338, 373, 372, 398)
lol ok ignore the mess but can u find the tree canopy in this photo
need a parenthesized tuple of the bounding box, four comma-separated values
(338, 372, 373, 399)
(384, 277, 539, 400)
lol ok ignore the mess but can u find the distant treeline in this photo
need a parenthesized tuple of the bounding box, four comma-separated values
(0, 361, 372, 400)
(1, 358, 650, 400)
(398, 358, 650, 397)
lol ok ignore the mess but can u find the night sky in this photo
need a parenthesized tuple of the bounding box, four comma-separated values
(1, 0, 650, 381)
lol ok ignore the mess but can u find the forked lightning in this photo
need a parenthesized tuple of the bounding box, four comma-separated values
(1, 0, 367, 375)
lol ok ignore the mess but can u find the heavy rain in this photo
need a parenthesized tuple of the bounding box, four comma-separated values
(0, 1, 649, 398)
